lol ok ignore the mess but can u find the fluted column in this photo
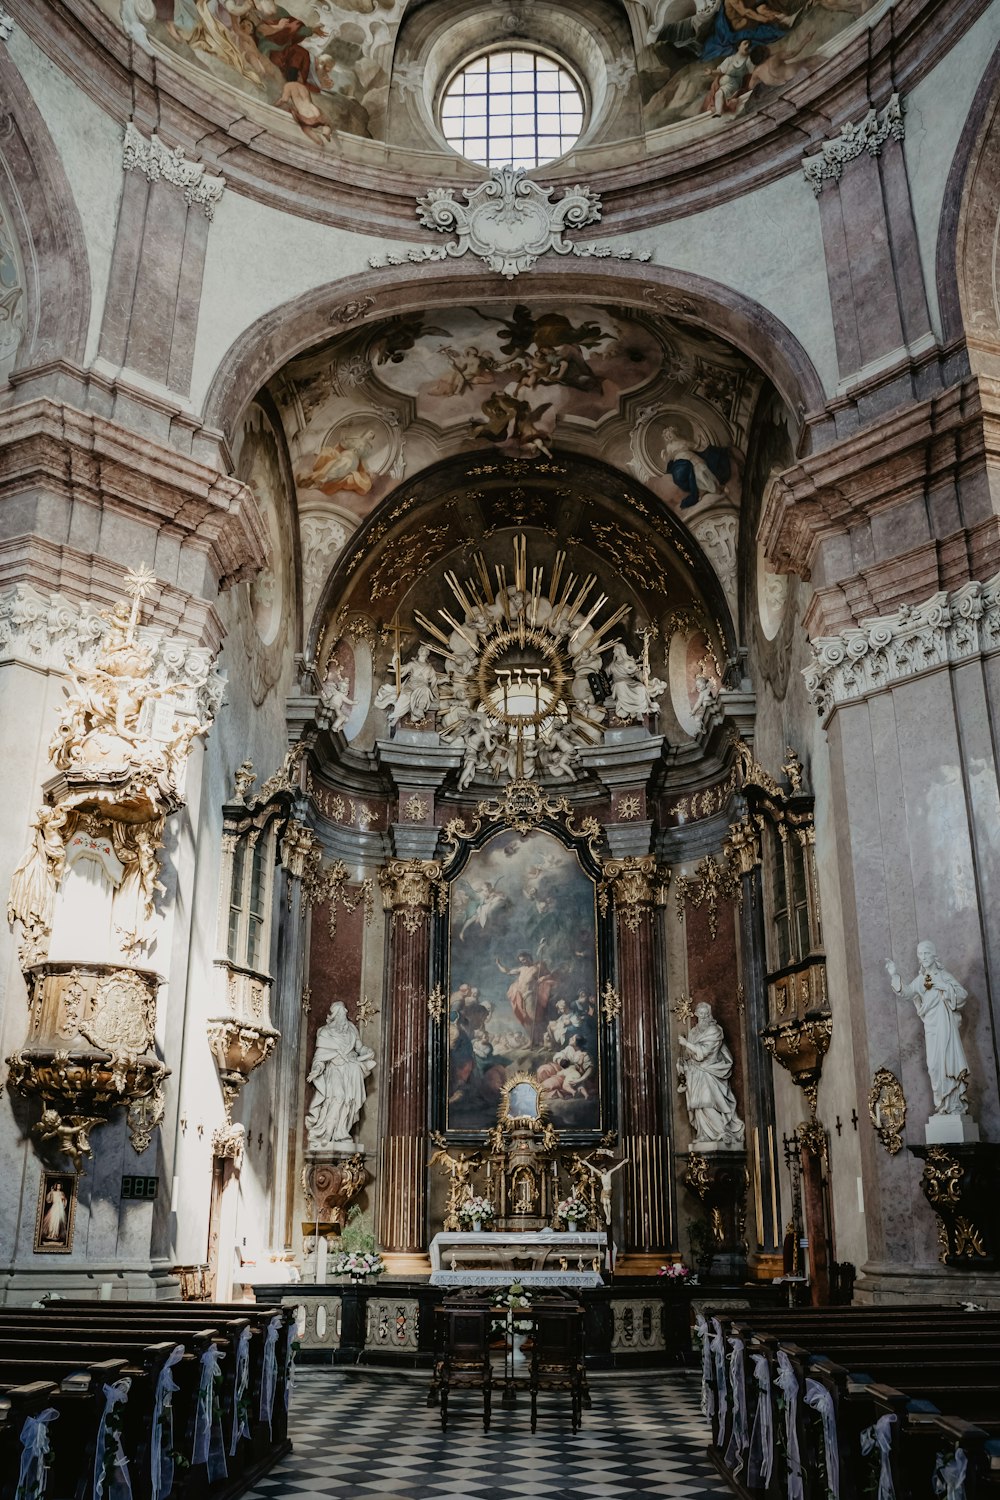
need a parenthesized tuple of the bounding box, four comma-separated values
(606, 856, 670, 1255)
(376, 859, 441, 1258)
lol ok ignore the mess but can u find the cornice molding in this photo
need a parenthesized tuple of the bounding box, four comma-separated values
(801, 94, 904, 195)
(803, 573, 1000, 719)
(759, 378, 996, 581)
(122, 123, 226, 219)
(0, 578, 226, 711)
(5, 0, 991, 238)
(0, 398, 268, 590)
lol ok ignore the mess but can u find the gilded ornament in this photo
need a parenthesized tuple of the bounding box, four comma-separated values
(782, 747, 805, 793)
(601, 981, 622, 1022)
(303, 853, 375, 941)
(427, 984, 446, 1022)
(674, 854, 741, 941)
(404, 794, 429, 822)
(81, 969, 157, 1093)
(921, 1148, 962, 1205)
(684, 1152, 711, 1201)
(868, 1067, 907, 1155)
(616, 794, 641, 822)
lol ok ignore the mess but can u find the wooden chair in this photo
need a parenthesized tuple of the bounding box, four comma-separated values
(528, 1304, 585, 1434)
(435, 1306, 493, 1434)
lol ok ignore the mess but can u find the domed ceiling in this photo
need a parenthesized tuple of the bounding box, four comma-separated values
(267, 301, 770, 633)
(107, 0, 878, 157)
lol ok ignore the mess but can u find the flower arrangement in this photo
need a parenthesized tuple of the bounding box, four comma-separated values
(329, 1248, 385, 1280)
(554, 1195, 590, 1229)
(502, 1280, 533, 1333)
(657, 1262, 691, 1280)
(457, 1196, 495, 1229)
(330, 1206, 385, 1280)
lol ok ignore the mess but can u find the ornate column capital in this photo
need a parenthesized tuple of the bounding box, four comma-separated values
(378, 858, 443, 932)
(122, 123, 226, 220)
(801, 94, 904, 195)
(803, 572, 1000, 720)
(599, 854, 668, 931)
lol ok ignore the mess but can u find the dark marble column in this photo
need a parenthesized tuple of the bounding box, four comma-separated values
(728, 820, 783, 1272)
(607, 856, 670, 1256)
(376, 859, 440, 1258)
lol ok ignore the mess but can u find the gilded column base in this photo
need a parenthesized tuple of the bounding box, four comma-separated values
(910, 1143, 1000, 1268)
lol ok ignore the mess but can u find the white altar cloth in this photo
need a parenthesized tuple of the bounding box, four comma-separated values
(430, 1268, 603, 1288)
(429, 1229, 606, 1273)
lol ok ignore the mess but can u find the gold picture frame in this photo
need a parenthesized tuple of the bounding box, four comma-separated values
(498, 1071, 548, 1130)
(34, 1170, 78, 1254)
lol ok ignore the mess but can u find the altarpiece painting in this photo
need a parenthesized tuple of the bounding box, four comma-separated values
(443, 828, 603, 1135)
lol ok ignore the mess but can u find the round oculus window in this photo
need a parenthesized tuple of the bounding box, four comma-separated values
(440, 49, 584, 169)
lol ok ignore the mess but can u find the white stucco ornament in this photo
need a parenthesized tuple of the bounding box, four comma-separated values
(369, 166, 651, 279)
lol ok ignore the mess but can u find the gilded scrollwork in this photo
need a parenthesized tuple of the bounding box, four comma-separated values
(868, 1067, 907, 1155)
(601, 981, 622, 1022)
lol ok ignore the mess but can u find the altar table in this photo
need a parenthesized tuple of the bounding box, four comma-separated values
(429, 1229, 606, 1282)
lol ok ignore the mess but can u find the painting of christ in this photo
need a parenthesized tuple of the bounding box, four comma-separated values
(446, 829, 601, 1133)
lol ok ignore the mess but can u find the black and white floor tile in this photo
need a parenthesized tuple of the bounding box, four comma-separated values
(250, 1368, 729, 1500)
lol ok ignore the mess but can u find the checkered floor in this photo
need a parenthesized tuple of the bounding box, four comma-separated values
(250, 1367, 727, 1500)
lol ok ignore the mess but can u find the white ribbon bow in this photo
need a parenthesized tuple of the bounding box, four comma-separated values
(93, 1378, 133, 1500)
(775, 1350, 804, 1500)
(259, 1315, 281, 1436)
(805, 1378, 840, 1500)
(861, 1413, 897, 1500)
(230, 1327, 252, 1456)
(748, 1352, 774, 1488)
(283, 1325, 295, 1413)
(725, 1337, 749, 1474)
(192, 1345, 228, 1483)
(150, 1345, 184, 1500)
(694, 1314, 714, 1417)
(933, 1446, 969, 1500)
(17, 1409, 60, 1500)
(710, 1319, 729, 1430)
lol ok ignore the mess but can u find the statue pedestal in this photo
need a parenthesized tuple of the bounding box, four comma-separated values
(911, 1143, 1000, 1267)
(925, 1115, 980, 1144)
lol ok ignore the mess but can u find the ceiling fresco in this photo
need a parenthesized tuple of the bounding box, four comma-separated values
(268, 303, 765, 629)
(107, 0, 878, 151)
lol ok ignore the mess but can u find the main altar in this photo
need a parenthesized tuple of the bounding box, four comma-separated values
(429, 1230, 606, 1288)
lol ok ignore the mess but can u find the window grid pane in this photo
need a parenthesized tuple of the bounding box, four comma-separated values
(441, 49, 583, 169)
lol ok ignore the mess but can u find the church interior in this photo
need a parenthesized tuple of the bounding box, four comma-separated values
(1, 0, 999, 1494)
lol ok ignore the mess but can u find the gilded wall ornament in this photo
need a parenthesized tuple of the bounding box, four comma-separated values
(601, 981, 622, 1022)
(868, 1067, 907, 1155)
(674, 854, 740, 941)
(302, 853, 376, 942)
(427, 984, 446, 1022)
(443, 777, 604, 858)
(761, 1014, 832, 1117)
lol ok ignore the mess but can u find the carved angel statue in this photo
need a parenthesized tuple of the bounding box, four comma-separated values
(886, 941, 971, 1117)
(607, 643, 666, 721)
(318, 667, 354, 734)
(676, 1001, 745, 1148)
(7, 804, 72, 948)
(692, 664, 720, 720)
(430, 1146, 481, 1230)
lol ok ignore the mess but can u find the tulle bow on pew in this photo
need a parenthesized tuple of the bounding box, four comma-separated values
(18, 1408, 59, 1500)
(93, 1378, 133, 1500)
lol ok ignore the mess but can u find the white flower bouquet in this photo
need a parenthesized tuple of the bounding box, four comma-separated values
(330, 1249, 385, 1280)
(457, 1196, 495, 1229)
(554, 1195, 589, 1228)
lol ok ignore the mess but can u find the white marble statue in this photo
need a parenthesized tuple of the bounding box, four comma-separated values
(608, 642, 666, 721)
(305, 1001, 376, 1152)
(377, 645, 442, 728)
(676, 1001, 745, 1149)
(318, 667, 354, 734)
(692, 666, 720, 720)
(886, 941, 971, 1118)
